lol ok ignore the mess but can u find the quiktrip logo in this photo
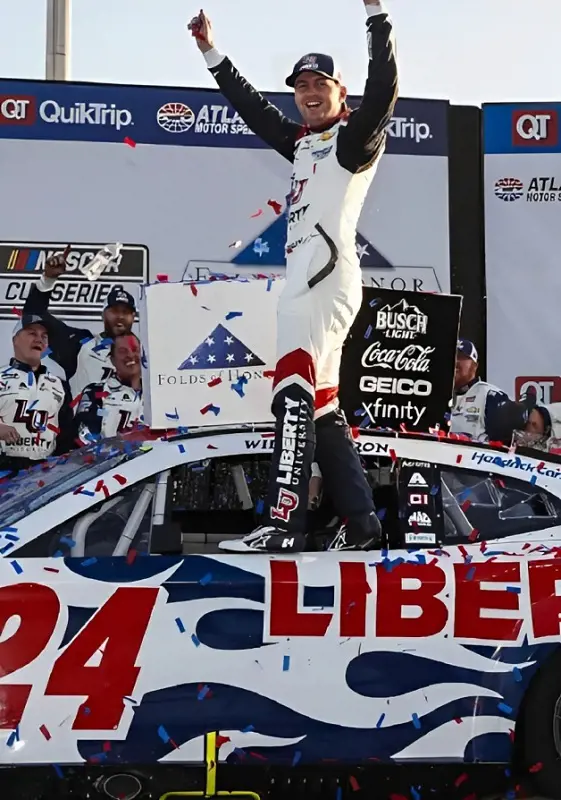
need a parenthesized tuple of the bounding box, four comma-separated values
(512, 110, 559, 146)
(178, 324, 265, 371)
(0, 96, 36, 125)
(515, 376, 561, 405)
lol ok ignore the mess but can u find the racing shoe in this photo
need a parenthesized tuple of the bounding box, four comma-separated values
(326, 512, 382, 552)
(218, 526, 306, 553)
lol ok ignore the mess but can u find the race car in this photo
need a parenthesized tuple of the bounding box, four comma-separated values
(1, 424, 561, 800)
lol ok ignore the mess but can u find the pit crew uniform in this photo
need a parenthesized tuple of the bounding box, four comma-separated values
(450, 378, 509, 441)
(0, 359, 70, 471)
(24, 282, 137, 399)
(75, 376, 143, 445)
(206, 3, 398, 551)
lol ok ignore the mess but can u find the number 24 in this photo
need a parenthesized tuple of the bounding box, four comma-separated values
(0, 584, 158, 731)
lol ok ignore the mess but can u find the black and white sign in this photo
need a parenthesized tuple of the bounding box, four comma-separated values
(340, 288, 462, 433)
(398, 459, 444, 547)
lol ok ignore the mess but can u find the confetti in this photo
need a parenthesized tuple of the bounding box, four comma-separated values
(43, 567, 60, 573)
(231, 377, 248, 398)
(156, 274, 169, 282)
(292, 750, 301, 766)
(175, 617, 185, 633)
(267, 199, 283, 215)
(126, 549, 137, 565)
(456, 454, 462, 464)
(411, 713, 421, 729)
(466, 566, 476, 581)
(216, 735, 231, 748)
(113, 474, 127, 485)
(208, 377, 222, 388)
(454, 717, 463, 724)
(6, 727, 19, 747)
(200, 403, 221, 416)
(229, 240, 242, 249)
(390, 449, 397, 462)
(177, 443, 186, 454)
(225, 311, 243, 320)
(9, 560, 22, 575)
(41, 347, 53, 359)
(454, 772, 468, 787)
(255, 498, 264, 515)
(283, 655, 290, 672)
(11, 307, 22, 317)
(39, 724, 51, 741)
(0, 543, 14, 555)
(506, 585, 521, 593)
(165, 408, 180, 420)
(158, 725, 170, 743)
(529, 761, 543, 773)
(59, 536, 76, 548)
(497, 702, 513, 714)
(93, 338, 113, 353)
(250, 208, 263, 218)
(53, 764, 64, 779)
(349, 776, 360, 792)
(190, 284, 198, 296)
(468, 528, 479, 542)
(242, 725, 255, 733)
(81, 557, 97, 566)
(364, 324, 373, 339)
(124, 136, 136, 147)
(199, 572, 213, 586)
(376, 713, 385, 728)
(197, 685, 210, 701)
(266, 278, 273, 292)
(530, 475, 537, 485)
(191, 633, 201, 647)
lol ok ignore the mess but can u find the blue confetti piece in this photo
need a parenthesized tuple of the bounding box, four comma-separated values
(197, 685, 210, 700)
(513, 667, 522, 682)
(506, 586, 521, 594)
(165, 408, 179, 420)
(27, 400, 39, 411)
(430, 485, 440, 495)
(369, 298, 380, 307)
(376, 713, 385, 728)
(292, 750, 301, 766)
(497, 702, 513, 715)
(411, 787, 421, 800)
(191, 633, 200, 647)
(80, 489, 96, 497)
(158, 725, 170, 743)
(3, 534, 19, 542)
(354, 408, 366, 417)
(377, 508, 387, 520)
(175, 618, 185, 633)
(336, 789, 342, 800)
(59, 536, 76, 548)
(6, 727, 18, 747)
(225, 311, 243, 320)
(53, 764, 64, 779)
(364, 324, 373, 339)
(177, 444, 186, 454)
(53, 550, 64, 558)
(266, 278, 273, 291)
(414, 554, 427, 564)
(412, 713, 421, 729)
(466, 566, 476, 580)
(530, 475, 537, 485)
(81, 557, 97, 566)
(41, 347, 53, 359)
(242, 725, 254, 733)
(92, 338, 113, 352)
(79, 336, 93, 345)
(0, 527, 17, 534)
(9, 560, 22, 575)
(199, 572, 213, 586)
(283, 655, 290, 672)
(0, 543, 14, 555)
(255, 498, 264, 515)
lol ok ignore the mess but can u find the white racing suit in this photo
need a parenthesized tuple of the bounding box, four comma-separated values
(205, 4, 398, 536)
(0, 359, 68, 466)
(75, 376, 143, 445)
(450, 378, 509, 441)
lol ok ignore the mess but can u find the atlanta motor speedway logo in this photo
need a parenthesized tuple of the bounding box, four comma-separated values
(0, 242, 149, 321)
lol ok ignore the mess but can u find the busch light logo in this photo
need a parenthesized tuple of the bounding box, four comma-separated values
(178, 324, 266, 370)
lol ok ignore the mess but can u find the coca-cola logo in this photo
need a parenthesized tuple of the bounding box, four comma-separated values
(361, 342, 435, 372)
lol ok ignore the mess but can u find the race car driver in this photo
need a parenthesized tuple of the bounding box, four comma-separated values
(450, 339, 509, 441)
(23, 248, 136, 400)
(75, 333, 143, 445)
(189, 0, 397, 553)
(0, 314, 71, 472)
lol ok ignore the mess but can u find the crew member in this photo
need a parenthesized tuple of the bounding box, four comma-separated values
(189, 0, 397, 553)
(75, 333, 143, 444)
(23, 249, 137, 400)
(450, 339, 509, 441)
(0, 314, 71, 473)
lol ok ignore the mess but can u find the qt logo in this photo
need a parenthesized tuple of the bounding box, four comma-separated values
(512, 110, 559, 146)
(515, 376, 561, 405)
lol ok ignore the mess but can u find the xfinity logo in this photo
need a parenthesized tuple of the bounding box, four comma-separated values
(512, 110, 559, 146)
(359, 376, 432, 396)
(387, 116, 432, 144)
(375, 298, 428, 339)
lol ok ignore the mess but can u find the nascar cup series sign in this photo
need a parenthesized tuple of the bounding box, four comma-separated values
(0, 242, 148, 321)
(140, 279, 283, 429)
(339, 288, 462, 432)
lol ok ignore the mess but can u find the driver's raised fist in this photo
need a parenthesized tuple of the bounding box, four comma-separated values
(188, 10, 214, 53)
(44, 244, 71, 280)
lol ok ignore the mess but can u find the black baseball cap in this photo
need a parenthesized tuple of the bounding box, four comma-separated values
(285, 53, 342, 87)
(105, 287, 136, 312)
(12, 313, 55, 338)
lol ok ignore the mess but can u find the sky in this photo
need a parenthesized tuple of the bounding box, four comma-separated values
(0, 0, 560, 106)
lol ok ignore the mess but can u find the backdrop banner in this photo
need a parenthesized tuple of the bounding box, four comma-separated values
(140, 279, 283, 429)
(0, 78, 450, 368)
(484, 103, 561, 400)
(339, 288, 462, 433)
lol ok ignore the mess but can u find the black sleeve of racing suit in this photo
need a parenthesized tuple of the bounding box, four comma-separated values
(73, 382, 103, 445)
(24, 284, 94, 381)
(337, 11, 399, 173)
(483, 390, 513, 443)
(207, 58, 301, 162)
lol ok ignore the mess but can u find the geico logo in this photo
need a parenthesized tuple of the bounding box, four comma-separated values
(359, 376, 432, 396)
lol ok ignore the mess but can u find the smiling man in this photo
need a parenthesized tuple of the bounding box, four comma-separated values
(189, 0, 398, 553)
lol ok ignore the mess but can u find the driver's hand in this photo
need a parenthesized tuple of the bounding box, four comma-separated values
(44, 245, 71, 280)
(188, 10, 214, 53)
(0, 424, 20, 444)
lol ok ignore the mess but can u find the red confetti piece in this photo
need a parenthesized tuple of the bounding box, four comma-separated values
(460, 500, 471, 512)
(350, 426, 360, 439)
(250, 209, 263, 218)
(267, 199, 283, 216)
(73, 486, 84, 495)
(70, 393, 83, 409)
(11, 307, 22, 317)
(208, 377, 222, 388)
(263, 370, 275, 378)
(43, 567, 60, 573)
(207, 444, 218, 450)
(103, 741, 111, 752)
(113, 474, 127, 485)
(216, 735, 231, 748)
(389, 449, 397, 462)
(508, 728, 515, 741)
(123, 136, 136, 148)
(169, 738, 179, 750)
(458, 545, 469, 561)
(456, 454, 462, 464)
(453, 717, 463, 724)
(126, 549, 137, 565)
(468, 528, 479, 542)
(529, 761, 543, 773)
(47, 424, 60, 435)
(454, 772, 468, 787)
(95, 480, 105, 493)
(37, 480, 45, 488)
(156, 274, 169, 282)
(39, 724, 51, 741)
(190, 284, 198, 296)
(349, 776, 360, 792)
